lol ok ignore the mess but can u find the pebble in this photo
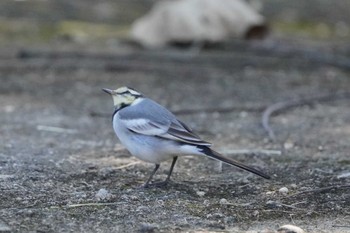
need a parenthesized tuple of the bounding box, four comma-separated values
(98, 167, 115, 177)
(283, 141, 294, 150)
(139, 223, 158, 233)
(266, 200, 281, 208)
(196, 191, 206, 197)
(95, 188, 112, 201)
(219, 198, 229, 205)
(277, 224, 305, 233)
(278, 187, 289, 195)
(252, 210, 259, 217)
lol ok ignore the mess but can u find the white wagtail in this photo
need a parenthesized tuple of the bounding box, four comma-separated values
(103, 86, 270, 187)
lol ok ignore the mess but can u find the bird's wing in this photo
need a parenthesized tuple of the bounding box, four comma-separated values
(118, 98, 211, 146)
(119, 118, 169, 135)
(119, 117, 211, 146)
(166, 121, 211, 146)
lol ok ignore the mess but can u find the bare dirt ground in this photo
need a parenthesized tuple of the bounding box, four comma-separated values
(1, 1, 350, 232)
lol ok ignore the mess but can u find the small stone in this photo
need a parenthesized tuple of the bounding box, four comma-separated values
(203, 200, 210, 206)
(278, 187, 289, 195)
(196, 191, 206, 197)
(212, 213, 224, 219)
(156, 200, 164, 206)
(266, 200, 281, 208)
(219, 198, 229, 205)
(74, 191, 87, 199)
(139, 223, 158, 233)
(277, 224, 305, 233)
(283, 141, 294, 150)
(95, 188, 112, 201)
(98, 167, 115, 177)
(120, 194, 129, 201)
(265, 191, 275, 195)
(290, 184, 297, 189)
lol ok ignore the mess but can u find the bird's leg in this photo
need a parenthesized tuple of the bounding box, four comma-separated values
(151, 156, 178, 188)
(142, 164, 160, 188)
(165, 156, 178, 183)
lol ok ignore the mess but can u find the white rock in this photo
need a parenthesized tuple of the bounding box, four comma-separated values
(219, 198, 229, 205)
(283, 141, 294, 150)
(196, 191, 206, 197)
(277, 224, 305, 233)
(131, 0, 267, 48)
(278, 187, 289, 195)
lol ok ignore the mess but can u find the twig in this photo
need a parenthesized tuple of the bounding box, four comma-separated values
(332, 225, 350, 228)
(115, 161, 140, 170)
(262, 209, 295, 214)
(51, 202, 125, 209)
(36, 125, 77, 134)
(262, 92, 350, 141)
(289, 184, 350, 197)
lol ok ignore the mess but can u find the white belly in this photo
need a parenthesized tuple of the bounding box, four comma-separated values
(113, 113, 180, 163)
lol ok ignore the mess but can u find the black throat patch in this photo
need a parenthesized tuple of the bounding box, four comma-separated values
(112, 103, 128, 119)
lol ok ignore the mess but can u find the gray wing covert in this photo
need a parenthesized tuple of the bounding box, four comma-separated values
(118, 98, 211, 146)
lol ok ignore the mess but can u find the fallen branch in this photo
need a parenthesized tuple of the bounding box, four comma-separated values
(262, 92, 350, 141)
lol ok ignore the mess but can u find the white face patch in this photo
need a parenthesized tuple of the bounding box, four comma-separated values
(110, 86, 142, 107)
(115, 87, 129, 94)
(114, 87, 142, 96)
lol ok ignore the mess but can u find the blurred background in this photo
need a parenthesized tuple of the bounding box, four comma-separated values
(1, 0, 349, 47)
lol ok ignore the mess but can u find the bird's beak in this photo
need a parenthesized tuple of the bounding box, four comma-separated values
(102, 88, 114, 95)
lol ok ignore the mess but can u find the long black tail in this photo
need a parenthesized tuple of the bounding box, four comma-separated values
(198, 146, 270, 179)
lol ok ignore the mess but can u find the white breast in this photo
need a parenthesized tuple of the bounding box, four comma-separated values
(112, 112, 177, 163)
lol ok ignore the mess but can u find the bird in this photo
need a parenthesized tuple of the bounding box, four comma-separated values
(103, 86, 270, 188)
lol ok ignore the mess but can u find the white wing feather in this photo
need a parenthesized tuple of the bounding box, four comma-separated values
(120, 118, 168, 135)
(120, 118, 211, 146)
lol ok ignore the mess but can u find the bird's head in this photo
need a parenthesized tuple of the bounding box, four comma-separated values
(102, 86, 143, 108)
